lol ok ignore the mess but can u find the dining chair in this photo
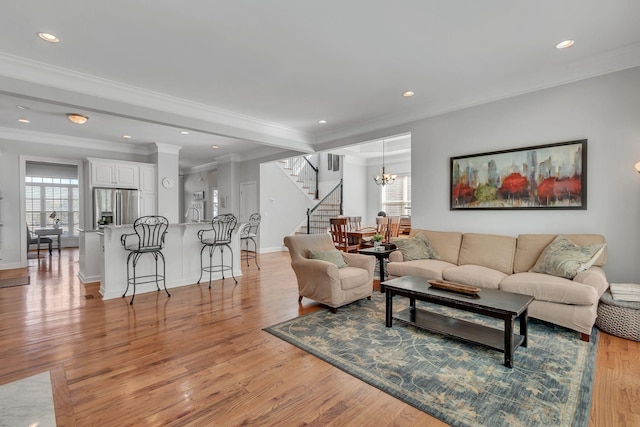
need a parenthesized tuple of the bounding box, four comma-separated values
(376, 216, 390, 242)
(26, 224, 52, 257)
(388, 216, 401, 239)
(329, 217, 360, 252)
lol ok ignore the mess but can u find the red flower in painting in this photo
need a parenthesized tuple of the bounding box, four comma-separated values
(453, 182, 474, 199)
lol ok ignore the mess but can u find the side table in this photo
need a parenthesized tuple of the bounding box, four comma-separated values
(357, 247, 394, 291)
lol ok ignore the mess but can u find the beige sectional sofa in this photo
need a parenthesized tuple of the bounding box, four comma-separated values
(387, 229, 608, 340)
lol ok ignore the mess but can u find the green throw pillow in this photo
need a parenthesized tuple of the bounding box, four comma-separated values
(390, 236, 437, 261)
(308, 249, 348, 268)
(531, 235, 606, 279)
(413, 232, 440, 260)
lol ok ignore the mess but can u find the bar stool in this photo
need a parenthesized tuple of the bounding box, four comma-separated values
(120, 216, 170, 304)
(197, 214, 238, 288)
(241, 213, 261, 269)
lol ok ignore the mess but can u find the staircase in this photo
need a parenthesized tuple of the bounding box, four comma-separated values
(279, 156, 319, 200)
(303, 180, 343, 234)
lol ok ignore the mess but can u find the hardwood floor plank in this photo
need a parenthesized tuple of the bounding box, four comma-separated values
(0, 248, 638, 426)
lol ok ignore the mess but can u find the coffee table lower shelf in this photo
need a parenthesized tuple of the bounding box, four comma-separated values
(394, 307, 526, 357)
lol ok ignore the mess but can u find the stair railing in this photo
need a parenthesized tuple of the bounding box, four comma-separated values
(306, 179, 343, 234)
(282, 156, 319, 199)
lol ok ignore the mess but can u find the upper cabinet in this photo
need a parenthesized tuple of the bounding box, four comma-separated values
(89, 159, 140, 188)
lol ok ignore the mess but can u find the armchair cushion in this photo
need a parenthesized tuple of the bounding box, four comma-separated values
(309, 249, 348, 268)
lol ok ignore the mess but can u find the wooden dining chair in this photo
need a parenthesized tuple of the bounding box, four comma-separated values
(376, 216, 390, 242)
(330, 217, 360, 252)
(388, 216, 401, 239)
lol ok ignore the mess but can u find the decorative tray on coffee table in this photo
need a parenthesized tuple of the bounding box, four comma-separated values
(427, 279, 481, 296)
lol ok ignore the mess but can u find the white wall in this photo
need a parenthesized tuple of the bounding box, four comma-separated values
(342, 156, 367, 221)
(406, 66, 640, 282)
(259, 162, 316, 251)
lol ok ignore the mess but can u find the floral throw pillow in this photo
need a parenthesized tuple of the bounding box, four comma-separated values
(531, 235, 606, 279)
(413, 232, 440, 260)
(390, 236, 438, 261)
(309, 249, 348, 268)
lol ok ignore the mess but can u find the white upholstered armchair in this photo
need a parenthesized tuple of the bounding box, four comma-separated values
(284, 233, 375, 312)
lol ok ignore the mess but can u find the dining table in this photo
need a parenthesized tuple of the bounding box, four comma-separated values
(347, 228, 377, 246)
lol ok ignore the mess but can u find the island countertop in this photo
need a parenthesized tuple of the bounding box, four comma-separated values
(98, 222, 248, 299)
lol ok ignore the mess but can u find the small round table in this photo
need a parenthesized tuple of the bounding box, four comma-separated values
(358, 247, 395, 289)
(596, 289, 640, 341)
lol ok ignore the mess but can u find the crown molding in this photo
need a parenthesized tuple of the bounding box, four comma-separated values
(0, 52, 315, 147)
(0, 126, 147, 154)
(153, 142, 182, 155)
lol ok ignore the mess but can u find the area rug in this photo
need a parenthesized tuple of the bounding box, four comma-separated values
(265, 293, 598, 427)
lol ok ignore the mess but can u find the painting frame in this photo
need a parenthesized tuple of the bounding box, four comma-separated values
(450, 139, 587, 210)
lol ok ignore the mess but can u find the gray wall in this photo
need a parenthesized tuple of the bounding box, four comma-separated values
(407, 66, 640, 282)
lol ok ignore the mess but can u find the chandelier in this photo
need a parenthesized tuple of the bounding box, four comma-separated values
(373, 139, 397, 186)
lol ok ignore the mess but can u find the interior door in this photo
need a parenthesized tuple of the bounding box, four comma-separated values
(239, 181, 257, 223)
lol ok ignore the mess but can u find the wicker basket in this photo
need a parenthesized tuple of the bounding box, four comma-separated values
(595, 289, 640, 341)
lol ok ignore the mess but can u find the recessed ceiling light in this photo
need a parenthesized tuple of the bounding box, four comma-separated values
(16, 105, 30, 110)
(318, 120, 327, 124)
(17, 117, 30, 123)
(555, 40, 575, 49)
(180, 130, 189, 135)
(403, 91, 415, 97)
(211, 145, 219, 149)
(122, 135, 132, 139)
(37, 32, 60, 43)
(66, 113, 89, 124)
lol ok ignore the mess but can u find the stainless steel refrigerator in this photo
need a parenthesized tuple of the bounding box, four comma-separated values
(93, 187, 140, 228)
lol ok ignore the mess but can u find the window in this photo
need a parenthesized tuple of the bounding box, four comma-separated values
(381, 175, 411, 216)
(26, 176, 79, 236)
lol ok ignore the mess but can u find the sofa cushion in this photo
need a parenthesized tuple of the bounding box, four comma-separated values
(387, 259, 456, 280)
(514, 234, 607, 273)
(409, 229, 462, 264)
(442, 265, 507, 289)
(390, 236, 434, 261)
(309, 249, 348, 268)
(457, 233, 516, 275)
(500, 272, 599, 305)
(338, 267, 370, 290)
(531, 235, 606, 279)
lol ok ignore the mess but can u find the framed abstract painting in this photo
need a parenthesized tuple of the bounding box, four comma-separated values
(450, 139, 587, 210)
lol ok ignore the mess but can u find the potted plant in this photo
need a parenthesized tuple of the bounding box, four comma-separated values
(372, 233, 383, 249)
(49, 211, 61, 229)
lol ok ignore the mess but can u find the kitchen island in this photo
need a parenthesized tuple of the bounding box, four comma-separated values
(98, 222, 247, 300)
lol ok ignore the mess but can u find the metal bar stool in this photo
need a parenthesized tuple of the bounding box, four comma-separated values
(197, 214, 238, 288)
(241, 213, 261, 269)
(120, 216, 170, 304)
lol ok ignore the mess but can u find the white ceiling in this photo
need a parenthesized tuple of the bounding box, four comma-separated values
(1, 1, 639, 171)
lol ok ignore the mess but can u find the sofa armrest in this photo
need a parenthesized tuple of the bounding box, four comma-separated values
(573, 266, 609, 297)
(341, 252, 375, 271)
(389, 250, 403, 262)
(291, 259, 342, 301)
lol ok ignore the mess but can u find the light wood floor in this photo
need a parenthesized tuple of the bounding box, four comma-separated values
(0, 249, 638, 426)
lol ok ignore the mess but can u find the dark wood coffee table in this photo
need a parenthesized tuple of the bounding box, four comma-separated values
(383, 275, 534, 368)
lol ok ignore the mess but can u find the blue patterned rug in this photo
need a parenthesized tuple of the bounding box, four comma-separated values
(265, 293, 598, 427)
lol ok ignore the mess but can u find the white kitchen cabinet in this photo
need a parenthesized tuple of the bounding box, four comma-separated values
(139, 165, 156, 193)
(140, 193, 157, 217)
(89, 160, 139, 188)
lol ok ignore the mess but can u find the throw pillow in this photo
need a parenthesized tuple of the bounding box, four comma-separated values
(531, 235, 606, 279)
(413, 232, 440, 260)
(390, 236, 436, 261)
(308, 249, 348, 268)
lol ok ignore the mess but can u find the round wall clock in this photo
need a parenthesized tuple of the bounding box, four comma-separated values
(161, 177, 175, 189)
